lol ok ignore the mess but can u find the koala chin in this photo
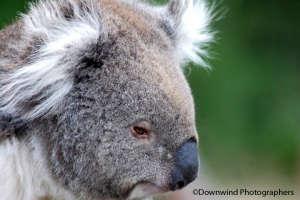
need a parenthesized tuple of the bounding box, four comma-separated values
(0, 0, 213, 200)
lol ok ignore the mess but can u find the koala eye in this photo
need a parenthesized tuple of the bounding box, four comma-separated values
(130, 121, 151, 139)
(133, 126, 148, 136)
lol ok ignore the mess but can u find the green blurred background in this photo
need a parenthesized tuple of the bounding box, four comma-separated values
(1, 0, 299, 185)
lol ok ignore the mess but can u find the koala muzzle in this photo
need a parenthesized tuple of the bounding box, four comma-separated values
(170, 138, 199, 191)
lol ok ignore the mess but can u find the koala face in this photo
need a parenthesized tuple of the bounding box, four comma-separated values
(0, 0, 213, 199)
(39, 34, 199, 199)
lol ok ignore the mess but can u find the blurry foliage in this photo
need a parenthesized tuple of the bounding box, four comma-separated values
(0, 0, 299, 183)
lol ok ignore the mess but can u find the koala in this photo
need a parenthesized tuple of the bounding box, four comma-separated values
(0, 0, 213, 200)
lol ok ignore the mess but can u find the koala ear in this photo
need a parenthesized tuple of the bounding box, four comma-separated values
(0, 0, 101, 120)
(167, 0, 214, 67)
(168, 0, 188, 26)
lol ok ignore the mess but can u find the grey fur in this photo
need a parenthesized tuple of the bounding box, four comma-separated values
(0, 0, 213, 199)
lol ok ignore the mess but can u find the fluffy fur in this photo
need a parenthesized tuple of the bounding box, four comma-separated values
(0, 137, 74, 200)
(0, 0, 101, 120)
(176, 0, 213, 66)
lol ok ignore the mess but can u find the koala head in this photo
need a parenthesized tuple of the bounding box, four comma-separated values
(0, 0, 213, 199)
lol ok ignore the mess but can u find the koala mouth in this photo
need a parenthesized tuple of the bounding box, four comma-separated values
(127, 182, 168, 199)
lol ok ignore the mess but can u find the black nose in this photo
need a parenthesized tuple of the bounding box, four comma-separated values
(170, 138, 199, 191)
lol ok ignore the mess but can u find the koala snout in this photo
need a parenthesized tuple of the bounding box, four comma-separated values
(170, 138, 199, 191)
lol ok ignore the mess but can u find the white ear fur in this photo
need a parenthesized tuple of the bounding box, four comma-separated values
(0, 0, 101, 120)
(168, 0, 214, 67)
